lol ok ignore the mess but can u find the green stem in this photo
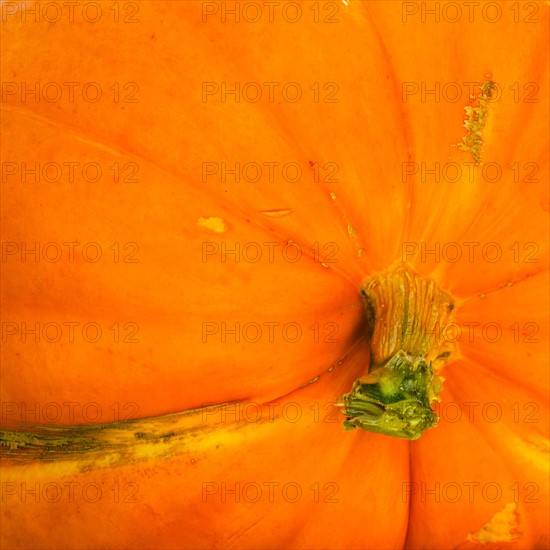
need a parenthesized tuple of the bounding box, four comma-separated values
(341, 351, 442, 440)
(340, 266, 455, 440)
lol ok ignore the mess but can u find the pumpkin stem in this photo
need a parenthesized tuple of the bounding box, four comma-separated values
(340, 266, 455, 440)
(341, 351, 442, 439)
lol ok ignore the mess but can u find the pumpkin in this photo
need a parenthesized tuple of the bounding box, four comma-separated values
(1, 0, 548, 548)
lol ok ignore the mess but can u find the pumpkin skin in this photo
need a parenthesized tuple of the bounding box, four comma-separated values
(1, 1, 548, 548)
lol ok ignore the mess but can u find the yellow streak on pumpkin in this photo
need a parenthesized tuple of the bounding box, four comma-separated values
(466, 503, 521, 544)
(458, 79, 496, 165)
(198, 216, 226, 233)
(0, 402, 279, 469)
(300, 376, 320, 389)
(510, 432, 550, 473)
(259, 209, 293, 218)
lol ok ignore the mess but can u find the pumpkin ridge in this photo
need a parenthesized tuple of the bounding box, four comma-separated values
(404, 379, 523, 549)
(322, 186, 374, 274)
(1, 103, 130, 159)
(1, 103, 135, 160)
(447, 377, 548, 521)
(4, 103, 373, 286)
(363, 3, 415, 160)
(499, 54, 549, 164)
(458, 267, 548, 301)
(451, 355, 549, 408)
(362, 5, 417, 254)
